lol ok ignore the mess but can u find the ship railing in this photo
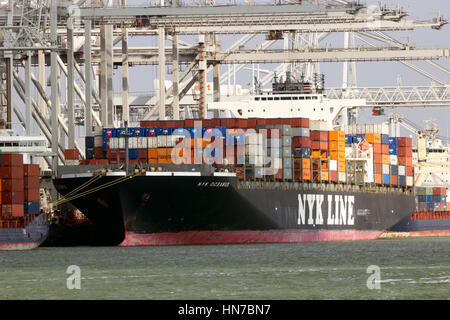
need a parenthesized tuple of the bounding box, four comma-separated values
(237, 180, 412, 195)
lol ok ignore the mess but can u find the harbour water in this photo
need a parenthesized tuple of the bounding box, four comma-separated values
(0, 237, 449, 300)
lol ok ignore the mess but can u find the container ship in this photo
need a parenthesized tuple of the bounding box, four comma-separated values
(0, 152, 49, 250)
(385, 133, 450, 237)
(51, 74, 416, 246)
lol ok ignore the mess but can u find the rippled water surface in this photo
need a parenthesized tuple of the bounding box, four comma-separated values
(0, 237, 449, 299)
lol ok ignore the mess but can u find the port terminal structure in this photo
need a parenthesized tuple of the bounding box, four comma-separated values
(0, 0, 448, 173)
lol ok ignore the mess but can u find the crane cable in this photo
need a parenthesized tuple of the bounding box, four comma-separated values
(52, 175, 133, 207)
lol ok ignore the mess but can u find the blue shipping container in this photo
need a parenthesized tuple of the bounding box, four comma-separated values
(129, 149, 138, 160)
(354, 135, 365, 143)
(426, 195, 433, 203)
(399, 175, 406, 186)
(417, 195, 427, 203)
(389, 147, 398, 155)
(388, 137, 398, 147)
(382, 174, 390, 185)
(85, 136, 95, 149)
(390, 165, 398, 175)
(381, 134, 389, 145)
(24, 201, 40, 214)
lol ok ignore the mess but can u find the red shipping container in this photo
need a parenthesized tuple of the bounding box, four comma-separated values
(1, 179, 24, 192)
(24, 189, 40, 202)
(0, 153, 23, 166)
(185, 119, 196, 127)
(398, 146, 413, 157)
(397, 137, 412, 147)
(390, 175, 398, 185)
(406, 166, 414, 176)
(311, 141, 328, 150)
(247, 118, 257, 128)
(24, 177, 40, 189)
(310, 131, 328, 141)
(256, 118, 266, 126)
(1, 204, 24, 217)
(398, 156, 413, 166)
(94, 147, 105, 159)
(329, 170, 338, 182)
(0, 166, 24, 179)
(2, 191, 24, 204)
(23, 164, 40, 177)
(237, 119, 248, 128)
(374, 163, 382, 175)
(433, 187, 446, 195)
(292, 137, 311, 148)
(64, 149, 80, 160)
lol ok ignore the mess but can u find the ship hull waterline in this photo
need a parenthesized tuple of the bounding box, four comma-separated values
(52, 174, 416, 246)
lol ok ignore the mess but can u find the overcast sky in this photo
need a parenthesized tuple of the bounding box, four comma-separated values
(115, 0, 450, 137)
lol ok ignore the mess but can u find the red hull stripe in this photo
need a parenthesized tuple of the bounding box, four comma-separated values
(0, 242, 40, 251)
(119, 229, 384, 246)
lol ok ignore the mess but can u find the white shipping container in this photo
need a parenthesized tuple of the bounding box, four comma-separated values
(118, 138, 125, 149)
(94, 126, 103, 136)
(329, 160, 337, 171)
(157, 136, 167, 147)
(246, 144, 263, 157)
(94, 136, 103, 147)
(66, 160, 80, 166)
(272, 158, 282, 170)
(398, 165, 406, 176)
(389, 155, 398, 165)
(110, 138, 117, 149)
(382, 164, 390, 175)
(309, 120, 328, 131)
(406, 176, 414, 187)
(129, 137, 138, 149)
(338, 172, 346, 183)
(137, 137, 147, 149)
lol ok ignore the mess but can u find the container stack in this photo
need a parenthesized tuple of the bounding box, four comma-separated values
(310, 121, 329, 182)
(415, 187, 447, 211)
(388, 137, 398, 186)
(397, 137, 414, 187)
(0, 154, 24, 218)
(366, 133, 382, 184)
(23, 164, 40, 215)
(281, 125, 293, 180)
(328, 130, 346, 183)
(64, 149, 80, 166)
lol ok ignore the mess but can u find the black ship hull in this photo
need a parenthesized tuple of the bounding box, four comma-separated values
(52, 170, 416, 246)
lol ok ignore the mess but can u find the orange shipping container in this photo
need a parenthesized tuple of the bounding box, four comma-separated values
(382, 154, 390, 164)
(381, 144, 389, 154)
(373, 153, 382, 164)
(148, 148, 158, 159)
(338, 160, 346, 172)
(328, 141, 345, 151)
(375, 174, 382, 184)
(329, 150, 345, 160)
(373, 144, 382, 154)
(365, 133, 381, 144)
(328, 131, 345, 141)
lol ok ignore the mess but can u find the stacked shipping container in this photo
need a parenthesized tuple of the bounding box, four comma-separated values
(76, 118, 415, 188)
(0, 153, 40, 228)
